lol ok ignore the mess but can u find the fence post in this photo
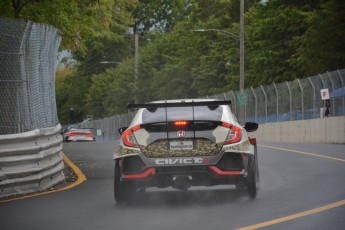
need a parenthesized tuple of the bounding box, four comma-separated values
(117, 115, 121, 139)
(223, 93, 227, 100)
(327, 72, 336, 116)
(20, 21, 33, 132)
(273, 83, 279, 122)
(308, 77, 316, 118)
(319, 74, 326, 88)
(230, 91, 237, 115)
(286, 81, 293, 120)
(260, 85, 268, 123)
(240, 89, 246, 123)
(297, 79, 304, 119)
(337, 69, 345, 115)
(251, 87, 257, 122)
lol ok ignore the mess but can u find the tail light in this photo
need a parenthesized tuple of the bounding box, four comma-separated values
(122, 125, 141, 148)
(249, 137, 256, 145)
(86, 133, 94, 137)
(222, 122, 242, 144)
(67, 133, 77, 137)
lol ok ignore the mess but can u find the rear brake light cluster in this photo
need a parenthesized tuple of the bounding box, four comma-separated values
(67, 132, 93, 137)
(122, 125, 141, 148)
(174, 121, 188, 126)
(222, 122, 242, 144)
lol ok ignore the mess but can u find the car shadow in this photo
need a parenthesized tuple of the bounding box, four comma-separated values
(116, 186, 251, 208)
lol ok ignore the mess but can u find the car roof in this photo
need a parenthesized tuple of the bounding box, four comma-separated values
(127, 99, 231, 110)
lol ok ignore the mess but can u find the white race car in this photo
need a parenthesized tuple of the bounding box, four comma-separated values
(63, 128, 95, 142)
(114, 99, 259, 203)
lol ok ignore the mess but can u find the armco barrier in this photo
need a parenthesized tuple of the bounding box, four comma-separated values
(0, 124, 64, 198)
(251, 116, 345, 144)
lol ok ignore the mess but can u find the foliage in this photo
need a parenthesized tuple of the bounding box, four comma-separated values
(3, 0, 343, 121)
(85, 61, 135, 118)
(245, 0, 309, 86)
(130, 0, 190, 32)
(0, 0, 135, 50)
(290, 0, 345, 76)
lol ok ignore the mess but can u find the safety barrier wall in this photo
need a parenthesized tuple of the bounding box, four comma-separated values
(0, 124, 64, 198)
(250, 116, 345, 144)
(0, 17, 63, 198)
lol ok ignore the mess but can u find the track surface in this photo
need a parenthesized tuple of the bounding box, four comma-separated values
(1, 141, 345, 230)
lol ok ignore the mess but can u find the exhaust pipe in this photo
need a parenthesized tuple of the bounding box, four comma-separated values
(172, 176, 191, 191)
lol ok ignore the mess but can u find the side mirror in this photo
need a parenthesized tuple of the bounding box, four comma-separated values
(118, 127, 128, 135)
(244, 122, 258, 132)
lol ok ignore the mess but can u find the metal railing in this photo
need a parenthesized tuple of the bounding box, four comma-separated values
(0, 124, 64, 198)
(83, 69, 345, 140)
(209, 69, 345, 123)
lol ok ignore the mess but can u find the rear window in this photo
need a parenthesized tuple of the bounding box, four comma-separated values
(141, 106, 223, 124)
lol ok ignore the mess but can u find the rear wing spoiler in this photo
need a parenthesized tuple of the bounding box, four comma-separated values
(127, 100, 231, 110)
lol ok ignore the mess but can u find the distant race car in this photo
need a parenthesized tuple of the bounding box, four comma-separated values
(114, 99, 259, 203)
(63, 128, 96, 142)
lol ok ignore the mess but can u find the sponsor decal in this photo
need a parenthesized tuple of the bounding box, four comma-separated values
(170, 140, 193, 150)
(155, 157, 208, 165)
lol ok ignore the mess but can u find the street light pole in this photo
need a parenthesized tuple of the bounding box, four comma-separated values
(240, 0, 245, 90)
(101, 32, 139, 103)
(99, 60, 137, 102)
(195, 0, 245, 90)
(134, 32, 139, 103)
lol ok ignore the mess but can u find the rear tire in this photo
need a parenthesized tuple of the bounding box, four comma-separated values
(245, 155, 259, 198)
(114, 161, 136, 204)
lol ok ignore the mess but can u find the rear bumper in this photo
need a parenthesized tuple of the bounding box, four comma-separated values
(116, 151, 250, 188)
(65, 136, 95, 142)
(121, 165, 246, 189)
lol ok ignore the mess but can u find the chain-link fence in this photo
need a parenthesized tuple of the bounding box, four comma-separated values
(232, 69, 345, 123)
(0, 17, 61, 135)
(83, 69, 345, 140)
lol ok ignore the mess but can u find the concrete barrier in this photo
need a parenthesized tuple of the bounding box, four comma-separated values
(0, 124, 64, 198)
(251, 116, 345, 144)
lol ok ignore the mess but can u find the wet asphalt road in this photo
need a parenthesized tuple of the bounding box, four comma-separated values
(1, 141, 345, 230)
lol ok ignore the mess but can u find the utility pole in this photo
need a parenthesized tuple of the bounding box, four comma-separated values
(240, 0, 244, 90)
(134, 32, 139, 103)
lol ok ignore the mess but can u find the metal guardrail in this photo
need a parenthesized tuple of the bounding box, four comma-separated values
(0, 124, 64, 199)
(0, 17, 63, 198)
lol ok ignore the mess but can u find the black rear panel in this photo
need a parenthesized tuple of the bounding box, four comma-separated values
(142, 121, 221, 132)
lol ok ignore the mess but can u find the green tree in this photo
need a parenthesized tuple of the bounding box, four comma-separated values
(85, 62, 135, 118)
(49, 0, 345, 120)
(290, 0, 345, 76)
(245, 1, 308, 86)
(0, 0, 135, 49)
(78, 0, 193, 117)
(130, 0, 189, 32)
